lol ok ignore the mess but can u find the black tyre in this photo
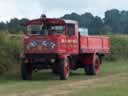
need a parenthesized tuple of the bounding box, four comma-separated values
(52, 64, 59, 74)
(21, 62, 32, 80)
(59, 57, 70, 80)
(85, 55, 101, 75)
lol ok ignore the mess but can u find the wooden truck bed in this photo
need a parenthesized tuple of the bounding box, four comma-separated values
(80, 36, 110, 54)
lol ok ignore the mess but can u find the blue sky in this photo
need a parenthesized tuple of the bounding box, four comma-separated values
(0, 0, 128, 21)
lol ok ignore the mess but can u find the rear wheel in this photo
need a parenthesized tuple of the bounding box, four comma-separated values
(21, 62, 32, 80)
(59, 57, 70, 80)
(85, 55, 101, 75)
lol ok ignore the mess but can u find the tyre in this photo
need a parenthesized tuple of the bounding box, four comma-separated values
(21, 62, 32, 80)
(85, 55, 101, 75)
(52, 68, 59, 74)
(52, 64, 59, 74)
(59, 57, 70, 80)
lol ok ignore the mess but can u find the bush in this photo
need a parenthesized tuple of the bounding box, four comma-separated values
(0, 32, 22, 74)
(105, 35, 128, 61)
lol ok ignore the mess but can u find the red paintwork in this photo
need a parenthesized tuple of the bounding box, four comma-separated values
(95, 56, 100, 74)
(24, 18, 110, 56)
(26, 18, 65, 25)
(81, 54, 94, 64)
(80, 36, 110, 54)
(64, 57, 70, 79)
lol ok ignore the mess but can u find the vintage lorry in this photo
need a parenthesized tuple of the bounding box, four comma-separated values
(21, 15, 110, 80)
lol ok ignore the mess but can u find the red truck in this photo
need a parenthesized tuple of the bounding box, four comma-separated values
(21, 15, 110, 80)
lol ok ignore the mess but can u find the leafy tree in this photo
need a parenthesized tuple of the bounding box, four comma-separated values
(20, 18, 29, 32)
(104, 9, 121, 33)
(62, 12, 80, 22)
(91, 16, 103, 34)
(80, 12, 94, 28)
(7, 18, 28, 34)
(7, 18, 21, 33)
(101, 25, 112, 34)
(0, 22, 7, 31)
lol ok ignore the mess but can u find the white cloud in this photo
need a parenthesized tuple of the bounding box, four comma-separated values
(0, 0, 128, 21)
(87, 0, 128, 17)
(0, 0, 42, 21)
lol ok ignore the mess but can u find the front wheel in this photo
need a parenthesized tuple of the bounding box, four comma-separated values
(85, 55, 101, 75)
(59, 57, 70, 80)
(21, 62, 32, 80)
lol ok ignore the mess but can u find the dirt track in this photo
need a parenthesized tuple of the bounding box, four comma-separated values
(2, 73, 128, 96)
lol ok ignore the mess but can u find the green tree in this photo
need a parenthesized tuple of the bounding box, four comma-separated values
(0, 22, 7, 32)
(7, 18, 28, 34)
(104, 9, 121, 33)
(91, 16, 103, 34)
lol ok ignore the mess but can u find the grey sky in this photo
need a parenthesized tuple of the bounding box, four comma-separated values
(0, 0, 128, 21)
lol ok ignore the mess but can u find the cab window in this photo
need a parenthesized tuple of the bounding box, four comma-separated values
(27, 24, 65, 35)
(27, 24, 42, 34)
(68, 24, 75, 36)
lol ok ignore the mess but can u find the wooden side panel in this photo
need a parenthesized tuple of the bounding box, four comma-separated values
(80, 36, 110, 54)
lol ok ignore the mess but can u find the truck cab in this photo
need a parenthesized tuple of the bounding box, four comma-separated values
(24, 18, 80, 54)
(21, 16, 110, 80)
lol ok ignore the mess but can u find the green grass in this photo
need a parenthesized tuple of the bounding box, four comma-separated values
(0, 60, 127, 96)
(69, 80, 128, 96)
(67, 60, 128, 96)
(68, 74, 128, 96)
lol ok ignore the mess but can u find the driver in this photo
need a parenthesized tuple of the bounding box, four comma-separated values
(40, 23, 48, 35)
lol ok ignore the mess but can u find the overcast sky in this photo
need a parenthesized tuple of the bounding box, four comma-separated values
(0, 0, 128, 21)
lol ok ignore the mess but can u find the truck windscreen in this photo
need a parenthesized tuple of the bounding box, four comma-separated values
(27, 24, 65, 35)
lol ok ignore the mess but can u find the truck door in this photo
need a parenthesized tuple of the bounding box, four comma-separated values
(66, 24, 79, 54)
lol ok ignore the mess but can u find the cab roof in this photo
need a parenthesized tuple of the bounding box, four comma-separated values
(26, 18, 78, 25)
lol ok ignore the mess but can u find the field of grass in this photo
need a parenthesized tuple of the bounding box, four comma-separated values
(0, 33, 128, 95)
(0, 60, 127, 96)
(69, 76, 128, 96)
(68, 60, 128, 96)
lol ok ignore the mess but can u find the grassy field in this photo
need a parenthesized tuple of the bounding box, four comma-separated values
(0, 33, 128, 95)
(0, 60, 127, 96)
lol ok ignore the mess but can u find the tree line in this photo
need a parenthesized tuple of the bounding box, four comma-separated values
(62, 9, 128, 34)
(0, 18, 28, 34)
(1, 9, 128, 34)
